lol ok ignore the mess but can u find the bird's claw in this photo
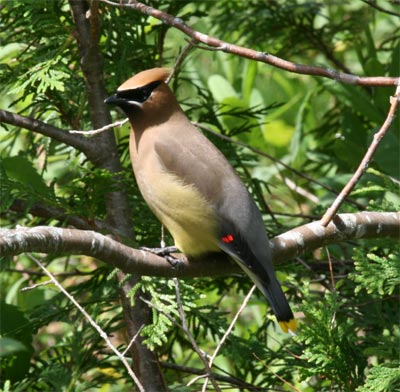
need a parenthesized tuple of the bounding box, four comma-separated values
(140, 245, 178, 256)
(164, 254, 185, 270)
(140, 246, 184, 270)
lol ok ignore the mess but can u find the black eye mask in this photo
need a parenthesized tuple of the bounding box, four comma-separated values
(117, 81, 162, 103)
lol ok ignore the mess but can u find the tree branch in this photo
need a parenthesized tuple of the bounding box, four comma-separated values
(362, 0, 400, 17)
(101, 0, 399, 87)
(69, 0, 133, 239)
(202, 285, 256, 391)
(26, 253, 145, 392)
(320, 85, 400, 226)
(194, 122, 365, 209)
(68, 1, 164, 389)
(1, 212, 398, 277)
(0, 109, 89, 152)
(160, 362, 262, 391)
(69, 0, 109, 131)
(174, 278, 221, 392)
(116, 271, 167, 391)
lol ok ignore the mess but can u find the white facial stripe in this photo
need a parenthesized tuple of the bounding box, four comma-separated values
(126, 100, 143, 107)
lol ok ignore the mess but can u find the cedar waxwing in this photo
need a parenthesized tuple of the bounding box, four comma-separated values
(105, 68, 297, 333)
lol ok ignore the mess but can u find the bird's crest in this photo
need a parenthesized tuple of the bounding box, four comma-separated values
(118, 68, 171, 91)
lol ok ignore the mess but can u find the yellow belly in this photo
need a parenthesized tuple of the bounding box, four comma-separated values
(136, 169, 220, 256)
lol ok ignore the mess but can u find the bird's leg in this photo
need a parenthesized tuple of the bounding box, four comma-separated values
(140, 245, 184, 269)
(141, 245, 178, 255)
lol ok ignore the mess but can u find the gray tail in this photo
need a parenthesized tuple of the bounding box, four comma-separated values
(258, 277, 294, 322)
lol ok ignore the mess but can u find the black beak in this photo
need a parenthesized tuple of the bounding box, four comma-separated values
(104, 94, 123, 105)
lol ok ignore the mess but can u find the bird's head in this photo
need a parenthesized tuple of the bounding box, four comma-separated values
(105, 68, 173, 118)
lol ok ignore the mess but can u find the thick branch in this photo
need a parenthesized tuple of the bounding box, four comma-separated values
(117, 271, 167, 391)
(273, 212, 399, 263)
(69, 0, 133, 239)
(68, 2, 161, 388)
(101, 0, 399, 87)
(69, 0, 110, 130)
(0, 109, 89, 152)
(1, 212, 398, 277)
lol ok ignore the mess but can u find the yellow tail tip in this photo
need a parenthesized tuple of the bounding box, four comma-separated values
(279, 319, 298, 334)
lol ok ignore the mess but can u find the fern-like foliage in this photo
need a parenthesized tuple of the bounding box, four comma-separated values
(127, 276, 205, 351)
(351, 248, 400, 296)
(295, 290, 366, 390)
(9, 56, 70, 96)
(356, 363, 400, 392)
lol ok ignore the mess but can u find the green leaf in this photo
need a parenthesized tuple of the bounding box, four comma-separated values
(289, 89, 313, 167)
(332, 109, 368, 168)
(0, 303, 33, 382)
(262, 119, 294, 147)
(0, 337, 28, 356)
(324, 81, 384, 124)
(241, 61, 258, 104)
(207, 74, 238, 102)
(374, 130, 400, 178)
(1, 155, 51, 197)
(0, 43, 26, 65)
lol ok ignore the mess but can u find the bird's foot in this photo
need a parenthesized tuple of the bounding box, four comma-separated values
(141, 245, 178, 256)
(140, 246, 184, 270)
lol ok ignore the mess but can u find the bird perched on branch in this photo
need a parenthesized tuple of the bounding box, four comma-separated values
(105, 68, 297, 333)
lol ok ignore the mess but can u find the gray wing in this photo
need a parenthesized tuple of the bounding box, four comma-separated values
(154, 125, 271, 263)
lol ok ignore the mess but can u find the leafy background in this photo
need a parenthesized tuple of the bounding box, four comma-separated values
(0, 1, 399, 391)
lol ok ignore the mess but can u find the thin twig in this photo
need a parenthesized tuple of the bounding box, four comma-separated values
(202, 285, 256, 391)
(100, 0, 399, 87)
(362, 0, 400, 17)
(140, 294, 218, 387)
(160, 225, 166, 248)
(161, 362, 263, 391)
(326, 247, 336, 292)
(320, 85, 400, 226)
(173, 278, 221, 391)
(166, 40, 196, 84)
(7, 267, 93, 277)
(194, 122, 364, 209)
(253, 353, 302, 392)
(26, 253, 145, 392)
(284, 177, 319, 204)
(21, 280, 53, 292)
(270, 211, 320, 220)
(122, 324, 145, 356)
(10, 198, 124, 238)
(69, 118, 128, 135)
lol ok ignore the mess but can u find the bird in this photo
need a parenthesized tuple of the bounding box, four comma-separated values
(105, 68, 297, 333)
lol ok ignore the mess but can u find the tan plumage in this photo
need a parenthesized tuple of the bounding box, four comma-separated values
(105, 68, 297, 333)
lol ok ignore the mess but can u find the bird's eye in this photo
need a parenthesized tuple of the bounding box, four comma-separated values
(117, 81, 161, 103)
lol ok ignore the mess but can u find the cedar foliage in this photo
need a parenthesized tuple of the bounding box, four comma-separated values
(0, 1, 399, 391)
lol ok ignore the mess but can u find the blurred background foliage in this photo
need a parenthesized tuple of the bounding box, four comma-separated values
(0, 0, 399, 391)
